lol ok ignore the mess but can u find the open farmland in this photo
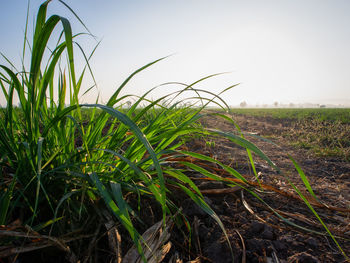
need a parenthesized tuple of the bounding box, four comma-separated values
(0, 2, 349, 263)
(231, 108, 350, 123)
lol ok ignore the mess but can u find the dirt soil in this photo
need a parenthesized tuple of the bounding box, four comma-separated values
(175, 113, 350, 263)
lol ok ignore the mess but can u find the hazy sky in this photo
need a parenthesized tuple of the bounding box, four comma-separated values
(1, 0, 350, 106)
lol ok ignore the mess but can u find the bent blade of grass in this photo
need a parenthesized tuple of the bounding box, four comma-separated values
(95, 148, 163, 205)
(107, 57, 169, 107)
(82, 104, 167, 222)
(33, 216, 64, 232)
(53, 190, 82, 222)
(21, 0, 30, 62)
(60, 16, 76, 92)
(164, 170, 204, 199)
(90, 172, 145, 261)
(154, 128, 200, 153)
(246, 147, 260, 186)
(30, 15, 61, 87)
(284, 180, 348, 258)
(165, 73, 231, 108)
(0, 76, 9, 102)
(179, 150, 248, 183)
(110, 182, 132, 225)
(74, 40, 101, 92)
(0, 52, 19, 73)
(90, 174, 132, 229)
(285, 158, 348, 258)
(244, 188, 331, 237)
(208, 129, 278, 170)
(33, 1, 49, 44)
(58, 0, 96, 38)
(180, 161, 225, 182)
(0, 66, 27, 123)
(217, 111, 262, 185)
(289, 155, 318, 200)
(37, 44, 66, 111)
(208, 112, 242, 131)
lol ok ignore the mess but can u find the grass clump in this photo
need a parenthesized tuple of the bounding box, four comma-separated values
(0, 1, 348, 262)
(0, 2, 235, 260)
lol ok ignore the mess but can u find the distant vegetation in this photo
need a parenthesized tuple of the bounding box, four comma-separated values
(231, 108, 350, 124)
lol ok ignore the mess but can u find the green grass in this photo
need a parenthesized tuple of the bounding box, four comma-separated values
(0, 2, 243, 260)
(0, 1, 348, 262)
(231, 108, 350, 123)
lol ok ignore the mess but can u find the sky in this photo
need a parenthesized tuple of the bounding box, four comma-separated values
(1, 0, 350, 107)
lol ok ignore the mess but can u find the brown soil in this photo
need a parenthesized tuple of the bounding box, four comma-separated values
(174, 113, 350, 263)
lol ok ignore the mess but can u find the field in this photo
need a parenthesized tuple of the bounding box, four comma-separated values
(231, 108, 350, 123)
(0, 2, 349, 263)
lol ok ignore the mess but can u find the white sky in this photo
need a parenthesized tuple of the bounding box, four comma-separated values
(1, 0, 350, 106)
